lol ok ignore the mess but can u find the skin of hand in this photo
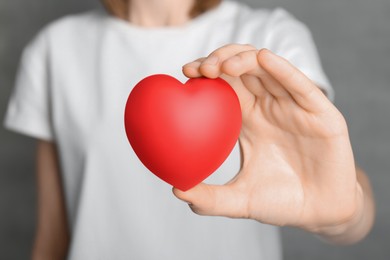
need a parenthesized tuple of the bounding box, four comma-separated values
(173, 45, 375, 244)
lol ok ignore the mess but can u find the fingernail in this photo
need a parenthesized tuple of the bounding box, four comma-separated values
(261, 48, 273, 56)
(203, 55, 219, 65)
(183, 61, 201, 68)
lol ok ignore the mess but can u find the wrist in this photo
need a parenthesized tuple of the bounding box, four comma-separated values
(308, 184, 369, 245)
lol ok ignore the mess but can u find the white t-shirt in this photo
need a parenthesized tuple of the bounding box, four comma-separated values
(4, 1, 333, 259)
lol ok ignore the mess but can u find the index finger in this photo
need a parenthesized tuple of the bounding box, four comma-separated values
(258, 49, 332, 113)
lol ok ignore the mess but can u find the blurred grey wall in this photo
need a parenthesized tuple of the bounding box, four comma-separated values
(1, 0, 389, 259)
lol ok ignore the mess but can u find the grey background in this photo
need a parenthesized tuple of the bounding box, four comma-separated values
(0, 0, 389, 259)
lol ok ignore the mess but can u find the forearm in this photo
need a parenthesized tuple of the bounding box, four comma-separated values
(314, 166, 375, 245)
(32, 140, 70, 260)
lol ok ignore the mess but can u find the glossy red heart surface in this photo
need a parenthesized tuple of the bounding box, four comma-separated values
(124, 74, 241, 191)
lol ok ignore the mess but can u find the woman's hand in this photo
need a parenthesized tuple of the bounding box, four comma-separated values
(173, 45, 374, 244)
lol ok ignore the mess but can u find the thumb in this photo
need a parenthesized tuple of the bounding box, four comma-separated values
(172, 182, 248, 218)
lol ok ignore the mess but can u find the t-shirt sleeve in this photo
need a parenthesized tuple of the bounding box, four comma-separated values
(262, 8, 335, 101)
(3, 29, 54, 141)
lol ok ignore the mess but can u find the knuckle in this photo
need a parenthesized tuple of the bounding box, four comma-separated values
(243, 43, 256, 50)
(212, 44, 236, 55)
(238, 49, 258, 59)
(212, 44, 257, 57)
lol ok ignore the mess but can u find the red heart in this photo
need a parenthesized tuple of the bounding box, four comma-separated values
(124, 74, 242, 191)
